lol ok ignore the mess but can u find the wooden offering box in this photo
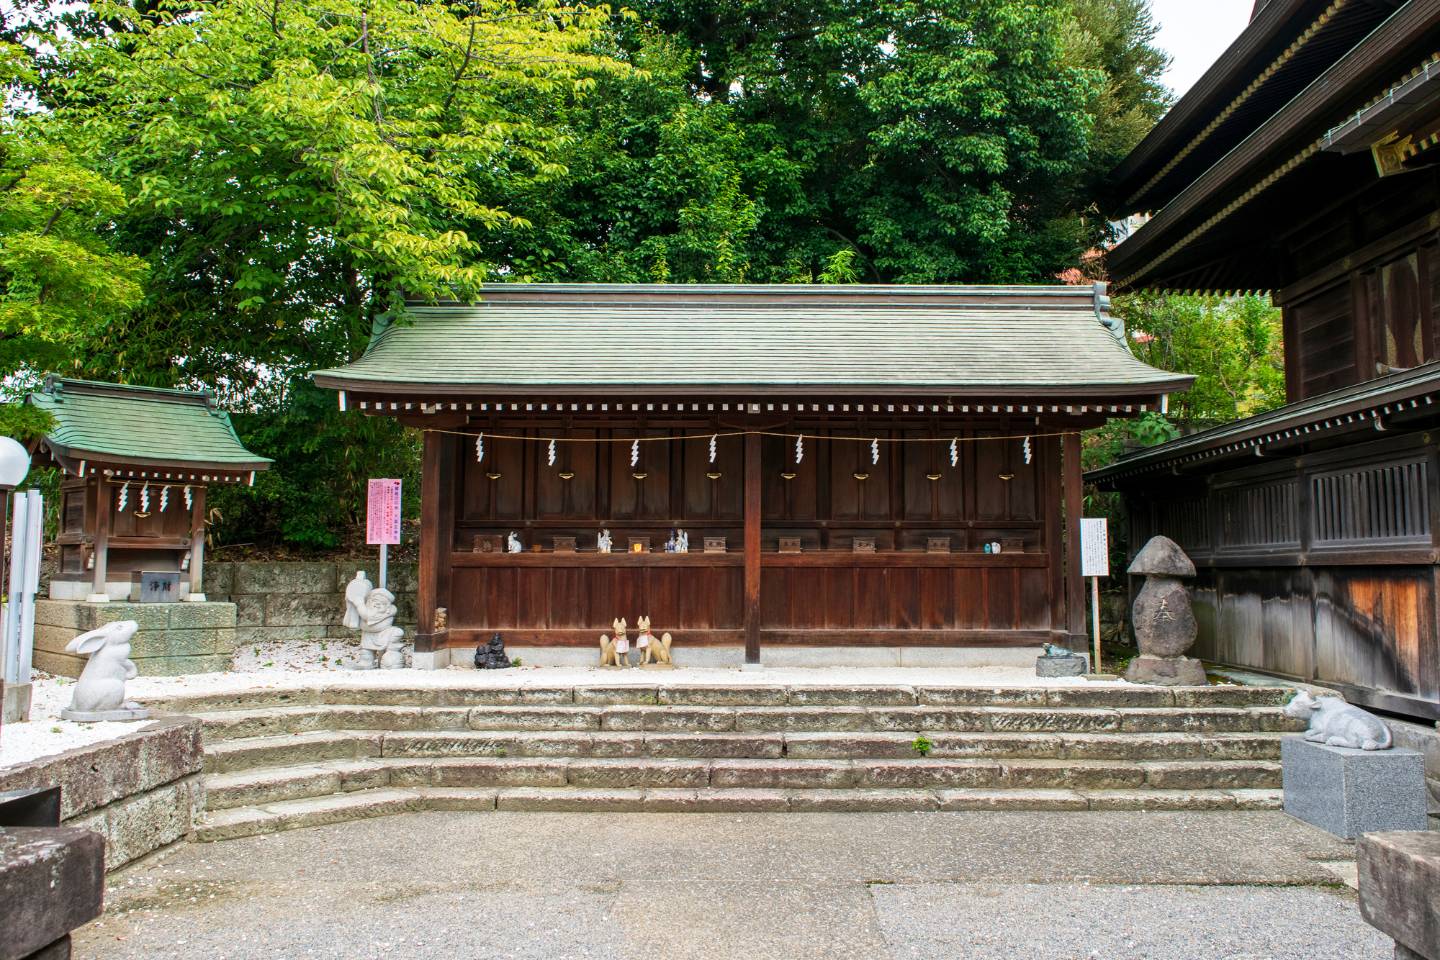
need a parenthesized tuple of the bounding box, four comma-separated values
(778, 537, 802, 554)
(703, 537, 727, 554)
(552, 536, 577, 553)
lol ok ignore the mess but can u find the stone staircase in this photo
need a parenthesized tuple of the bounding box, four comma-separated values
(139, 683, 1301, 841)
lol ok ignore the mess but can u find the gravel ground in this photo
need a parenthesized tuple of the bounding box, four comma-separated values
(73, 810, 1386, 960)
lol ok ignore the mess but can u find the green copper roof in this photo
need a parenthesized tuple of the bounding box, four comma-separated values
(27, 377, 272, 471)
(311, 284, 1193, 398)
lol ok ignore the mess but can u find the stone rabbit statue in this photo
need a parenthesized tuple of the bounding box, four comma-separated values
(1284, 690, 1392, 750)
(61, 620, 150, 721)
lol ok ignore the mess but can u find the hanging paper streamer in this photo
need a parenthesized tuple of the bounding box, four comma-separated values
(183, 485, 193, 511)
(1023, 437, 1033, 465)
(870, 438, 879, 465)
(117, 481, 130, 513)
(630, 439, 640, 467)
(160, 486, 170, 512)
(139, 483, 150, 513)
(795, 435, 804, 464)
(475, 433, 484, 463)
(709, 434, 717, 463)
(547, 439, 556, 467)
(949, 438, 959, 467)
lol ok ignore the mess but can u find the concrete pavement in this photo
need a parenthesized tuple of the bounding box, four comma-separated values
(74, 810, 1389, 959)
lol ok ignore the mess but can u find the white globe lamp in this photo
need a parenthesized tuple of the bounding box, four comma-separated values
(0, 436, 29, 490)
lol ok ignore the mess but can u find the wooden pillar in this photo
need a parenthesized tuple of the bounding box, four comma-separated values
(1043, 435, 1065, 637)
(187, 485, 207, 600)
(744, 431, 762, 664)
(1062, 431, 1085, 641)
(416, 431, 455, 659)
(91, 479, 111, 602)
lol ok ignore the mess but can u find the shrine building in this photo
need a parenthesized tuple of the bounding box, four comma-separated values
(1090, 0, 1440, 718)
(313, 283, 1190, 668)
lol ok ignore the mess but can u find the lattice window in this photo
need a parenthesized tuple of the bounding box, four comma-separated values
(1155, 497, 1211, 551)
(1218, 481, 1300, 548)
(1311, 459, 1430, 545)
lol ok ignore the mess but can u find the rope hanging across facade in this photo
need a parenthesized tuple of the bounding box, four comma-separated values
(420, 426, 1082, 445)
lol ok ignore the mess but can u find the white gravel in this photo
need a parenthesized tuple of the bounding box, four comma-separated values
(0, 673, 159, 769)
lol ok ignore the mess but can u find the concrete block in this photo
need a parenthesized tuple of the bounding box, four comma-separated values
(234, 561, 337, 595)
(30, 649, 83, 678)
(202, 561, 235, 597)
(1282, 737, 1427, 839)
(167, 602, 237, 630)
(232, 595, 265, 627)
(101, 777, 198, 869)
(34, 600, 84, 630)
(0, 827, 103, 960)
(263, 592, 342, 628)
(1358, 831, 1440, 960)
(1035, 655, 1087, 677)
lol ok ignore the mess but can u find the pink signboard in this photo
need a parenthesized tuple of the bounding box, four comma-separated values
(366, 478, 403, 545)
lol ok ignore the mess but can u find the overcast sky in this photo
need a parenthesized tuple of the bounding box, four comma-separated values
(1151, 0, 1257, 97)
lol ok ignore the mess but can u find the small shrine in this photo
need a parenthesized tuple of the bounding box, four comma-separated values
(27, 377, 272, 603)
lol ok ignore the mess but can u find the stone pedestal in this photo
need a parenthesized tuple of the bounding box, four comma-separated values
(1358, 831, 1440, 960)
(2, 681, 31, 724)
(1036, 654, 1087, 678)
(1125, 655, 1207, 686)
(1282, 737, 1427, 838)
(0, 827, 104, 960)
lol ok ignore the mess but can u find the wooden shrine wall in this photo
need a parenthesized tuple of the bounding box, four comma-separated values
(1277, 174, 1440, 402)
(1121, 429, 1440, 719)
(441, 421, 1062, 647)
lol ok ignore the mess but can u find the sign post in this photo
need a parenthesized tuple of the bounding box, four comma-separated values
(1079, 518, 1109, 674)
(366, 479, 403, 590)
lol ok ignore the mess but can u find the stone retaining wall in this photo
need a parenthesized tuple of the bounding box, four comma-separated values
(202, 561, 417, 646)
(0, 718, 205, 871)
(34, 600, 239, 678)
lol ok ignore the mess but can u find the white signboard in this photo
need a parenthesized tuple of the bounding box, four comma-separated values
(1080, 518, 1109, 578)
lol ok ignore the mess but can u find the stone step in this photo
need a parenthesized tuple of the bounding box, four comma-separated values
(195, 784, 1286, 841)
(150, 682, 1295, 716)
(193, 703, 1301, 742)
(203, 756, 1280, 809)
(202, 727, 1285, 774)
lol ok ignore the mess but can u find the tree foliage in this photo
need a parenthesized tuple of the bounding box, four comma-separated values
(0, 0, 1178, 548)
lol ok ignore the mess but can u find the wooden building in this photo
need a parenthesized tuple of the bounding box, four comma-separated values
(28, 377, 272, 603)
(313, 283, 1188, 667)
(1091, 0, 1440, 717)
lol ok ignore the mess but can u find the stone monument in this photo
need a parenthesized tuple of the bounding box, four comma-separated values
(474, 632, 513, 669)
(1124, 535, 1207, 686)
(1358, 831, 1440, 960)
(60, 620, 150, 722)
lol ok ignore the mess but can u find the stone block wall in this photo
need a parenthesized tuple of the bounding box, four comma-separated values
(34, 600, 239, 678)
(0, 718, 205, 871)
(202, 561, 417, 646)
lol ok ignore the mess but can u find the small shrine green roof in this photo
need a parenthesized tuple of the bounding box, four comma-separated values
(311, 284, 1193, 399)
(27, 377, 272, 472)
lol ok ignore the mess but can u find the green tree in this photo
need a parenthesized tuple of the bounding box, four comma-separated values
(45, 0, 623, 393)
(484, 0, 1174, 284)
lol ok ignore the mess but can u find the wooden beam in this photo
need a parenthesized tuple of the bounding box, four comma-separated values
(417, 431, 455, 654)
(188, 485, 206, 599)
(744, 431, 762, 664)
(91, 479, 110, 601)
(1063, 431, 1085, 642)
(1044, 435, 1066, 634)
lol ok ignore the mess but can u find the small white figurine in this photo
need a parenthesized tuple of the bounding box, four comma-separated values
(1284, 690, 1393, 750)
(358, 587, 406, 670)
(61, 620, 150, 721)
(507, 532, 523, 553)
(677, 530, 690, 554)
(597, 529, 612, 554)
